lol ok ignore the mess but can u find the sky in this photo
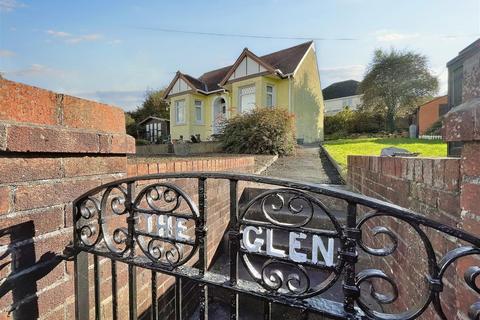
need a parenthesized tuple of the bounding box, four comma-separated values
(0, 0, 479, 111)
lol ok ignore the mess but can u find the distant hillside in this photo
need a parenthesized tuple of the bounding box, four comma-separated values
(322, 80, 360, 100)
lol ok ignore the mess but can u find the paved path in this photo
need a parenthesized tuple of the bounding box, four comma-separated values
(261, 145, 344, 184)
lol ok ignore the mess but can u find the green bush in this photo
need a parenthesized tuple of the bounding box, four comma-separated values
(220, 107, 296, 155)
(425, 118, 443, 135)
(325, 107, 384, 137)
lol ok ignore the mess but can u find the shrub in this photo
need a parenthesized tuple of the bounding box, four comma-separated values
(219, 107, 296, 155)
(135, 139, 150, 146)
(325, 107, 384, 138)
(425, 118, 443, 135)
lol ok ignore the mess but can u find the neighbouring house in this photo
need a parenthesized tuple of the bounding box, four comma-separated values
(162, 41, 325, 143)
(445, 38, 480, 156)
(138, 116, 170, 143)
(322, 80, 363, 115)
(416, 95, 448, 135)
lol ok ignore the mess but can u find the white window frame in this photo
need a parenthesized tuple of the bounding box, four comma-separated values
(266, 84, 275, 108)
(238, 84, 256, 113)
(175, 99, 186, 125)
(194, 100, 204, 124)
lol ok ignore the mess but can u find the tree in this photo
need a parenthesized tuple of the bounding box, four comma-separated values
(126, 89, 170, 138)
(125, 113, 137, 137)
(128, 89, 169, 123)
(359, 49, 438, 132)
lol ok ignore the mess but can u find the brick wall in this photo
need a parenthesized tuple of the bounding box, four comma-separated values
(124, 157, 254, 319)
(0, 79, 134, 319)
(348, 156, 461, 318)
(0, 79, 255, 319)
(417, 95, 447, 134)
(348, 99, 480, 318)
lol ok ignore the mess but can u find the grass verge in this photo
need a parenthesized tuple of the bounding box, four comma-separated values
(322, 138, 447, 173)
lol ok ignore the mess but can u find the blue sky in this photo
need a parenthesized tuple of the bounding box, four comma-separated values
(1, 0, 479, 111)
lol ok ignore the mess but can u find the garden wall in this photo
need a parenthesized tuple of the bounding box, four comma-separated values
(0, 79, 255, 319)
(135, 141, 223, 156)
(125, 157, 254, 319)
(347, 99, 480, 319)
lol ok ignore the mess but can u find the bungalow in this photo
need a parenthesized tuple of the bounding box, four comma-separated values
(162, 41, 325, 143)
(322, 80, 363, 115)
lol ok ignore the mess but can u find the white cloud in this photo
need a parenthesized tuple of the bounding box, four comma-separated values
(65, 34, 103, 44)
(0, 49, 15, 57)
(45, 30, 103, 44)
(0, 0, 26, 12)
(4, 64, 66, 78)
(375, 30, 420, 42)
(46, 30, 71, 38)
(73, 90, 145, 111)
(433, 66, 448, 95)
(320, 64, 365, 87)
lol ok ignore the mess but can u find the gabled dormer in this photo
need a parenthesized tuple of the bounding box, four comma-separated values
(219, 48, 277, 86)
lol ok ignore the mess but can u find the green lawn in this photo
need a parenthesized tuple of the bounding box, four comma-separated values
(323, 138, 447, 171)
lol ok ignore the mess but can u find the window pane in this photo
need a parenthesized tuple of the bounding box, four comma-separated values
(196, 107, 202, 122)
(266, 85, 273, 93)
(239, 85, 256, 113)
(175, 100, 185, 123)
(266, 94, 273, 107)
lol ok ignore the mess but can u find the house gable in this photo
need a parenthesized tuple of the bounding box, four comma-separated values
(170, 77, 193, 95)
(219, 49, 275, 86)
(229, 56, 268, 81)
(163, 72, 197, 99)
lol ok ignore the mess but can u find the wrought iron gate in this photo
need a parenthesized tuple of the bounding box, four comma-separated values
(73, 173, 480, 319)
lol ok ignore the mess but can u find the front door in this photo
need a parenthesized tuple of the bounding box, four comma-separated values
(213, 97, 227, 135)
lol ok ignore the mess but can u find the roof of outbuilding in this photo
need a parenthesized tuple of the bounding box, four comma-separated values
(138, 116, 170, 125)
(168, 41, 314, 94)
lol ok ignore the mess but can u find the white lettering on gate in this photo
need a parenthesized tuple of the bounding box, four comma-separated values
(289, 232, 307, 262)
(266, 229, 287, 258)
(141, 213, 190, 241)
(312, 235, 334, 266)
(242, 226, 264, 252)
(241, 226, 335, 266)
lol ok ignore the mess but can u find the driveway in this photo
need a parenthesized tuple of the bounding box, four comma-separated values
(261, 144, 344, 184)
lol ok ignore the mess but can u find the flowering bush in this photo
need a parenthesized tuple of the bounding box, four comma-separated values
(219, 107, 296, 155)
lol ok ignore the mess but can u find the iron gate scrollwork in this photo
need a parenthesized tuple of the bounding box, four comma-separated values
(73, 172, 480, 320)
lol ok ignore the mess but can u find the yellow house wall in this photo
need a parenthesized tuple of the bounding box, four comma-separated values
(170, 92, 235, 140)
(229, 77, 263, 114)
(292, 47, 324, 142)
(170, 93, 191, 140)
(227, 76, 290, 113)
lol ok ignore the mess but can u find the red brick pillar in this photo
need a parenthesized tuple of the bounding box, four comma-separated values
(444, 98, 480, 319)
(0, 79, 135, 319)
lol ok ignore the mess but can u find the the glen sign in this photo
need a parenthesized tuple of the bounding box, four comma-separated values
(241, 226, 337, 267)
